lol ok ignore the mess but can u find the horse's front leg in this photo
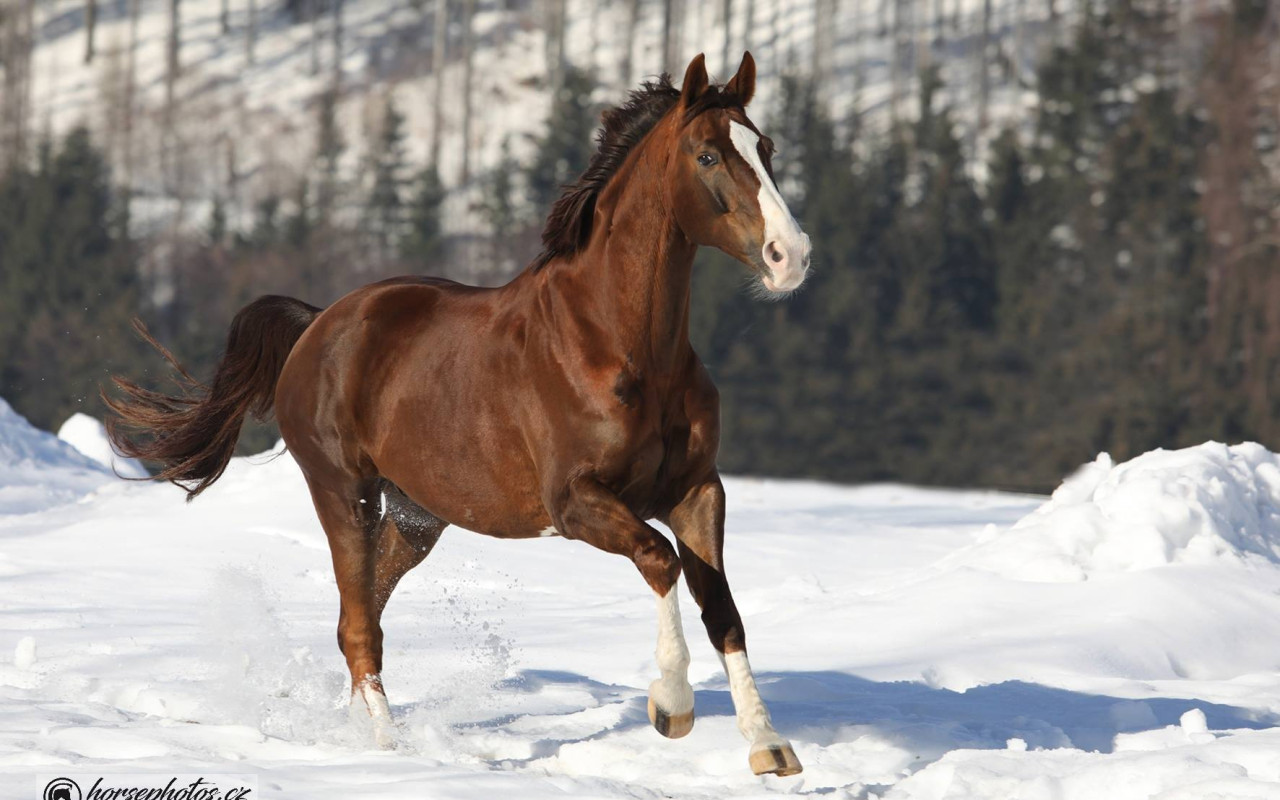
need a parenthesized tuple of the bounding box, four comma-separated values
(556, 477, 695, 739)
(667, 478, 803, 777)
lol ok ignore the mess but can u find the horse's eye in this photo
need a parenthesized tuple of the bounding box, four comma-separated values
(697, 153, 718, 167)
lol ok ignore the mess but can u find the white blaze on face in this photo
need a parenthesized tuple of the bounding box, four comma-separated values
(728, 121, 812, 293)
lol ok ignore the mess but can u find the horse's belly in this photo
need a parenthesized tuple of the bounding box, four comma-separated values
(373, 432, 551, 539)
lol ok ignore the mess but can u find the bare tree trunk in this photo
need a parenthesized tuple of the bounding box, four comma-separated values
(547, 0, 566, 96)
(165, 0, 180, 133)
(221, 0, 231, 35)
(978, 0, 991, 132)
(2, 0, 35, 169)
(123, 0, 140, 208)
(589, 0, 603, 73)
(247, 0, 257, 64)
(85, 0, 97, 63)
(917, 0, 931, 73)
(933, 0, 944, 52)
(813, 0, 838, 102)
(744, 0, 754, 50)
(620, 0, 640, 88)
(1012, 0, 1024, 84)
(721, 0, 733, 74)
(161, 0, 182, 194)
(851, 0, 863, 93)
(890, 0, 902, 121)
(333, 0, 345, 89)
(460, 0, 475, 184)
(430, 0, 448, 169)
(663, 0, 685, 75)
(310, 0, 322, 74)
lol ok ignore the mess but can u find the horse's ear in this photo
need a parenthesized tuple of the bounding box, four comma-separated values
(680, 53, 710, 106)
(725, 51, 757, 106)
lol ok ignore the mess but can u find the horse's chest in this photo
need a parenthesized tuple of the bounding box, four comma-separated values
(592, 374, 696, 502)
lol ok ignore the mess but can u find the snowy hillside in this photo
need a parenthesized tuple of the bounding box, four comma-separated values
(0, 400, 113, 515)
(58, 412, 150, 479)
(3, 404, 1280, 796)
(22, 0, 1068, 235)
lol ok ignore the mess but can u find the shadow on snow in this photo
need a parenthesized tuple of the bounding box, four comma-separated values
(452, 668, 1275, 770)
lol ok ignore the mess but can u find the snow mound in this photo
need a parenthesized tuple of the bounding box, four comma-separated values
(956, 442, 1280, 581)
(0, 398, 114, 515)
(58, 413, 149, 479)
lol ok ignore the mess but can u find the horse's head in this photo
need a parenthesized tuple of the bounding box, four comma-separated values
(666, 53, 812, 295)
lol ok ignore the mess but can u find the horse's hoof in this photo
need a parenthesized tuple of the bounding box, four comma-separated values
(647, 695, 695, 739)
(749, 741, 803, 776)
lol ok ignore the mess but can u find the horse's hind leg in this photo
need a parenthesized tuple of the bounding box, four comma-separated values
(555, 477, 695, 739)
(373, 483, 447, 617)
(308, 480, 443, 749)
(306, 482, 393, 745)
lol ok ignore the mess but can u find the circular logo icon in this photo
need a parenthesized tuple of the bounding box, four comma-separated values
(43, 778, 81, 800)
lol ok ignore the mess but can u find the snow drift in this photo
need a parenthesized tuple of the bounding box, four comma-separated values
(954, 442, 1280, 582)
(58, 412, 149, 479)
(0, 398, 114, 514)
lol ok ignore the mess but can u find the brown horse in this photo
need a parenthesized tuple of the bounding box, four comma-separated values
(106, 52, 812, 777)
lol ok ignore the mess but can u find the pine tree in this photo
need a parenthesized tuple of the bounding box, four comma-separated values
(0, 128, 144, 430)
(482, 139, 522, 272)
(401, 164, 446, 266)
(526, 65, 599, 218)
(365, 95, 410, 259)
(315, 87, 345, 223)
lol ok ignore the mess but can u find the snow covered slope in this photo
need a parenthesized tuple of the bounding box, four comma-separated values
(25, 0, 1065, 235)
(0, 399, 115, 515)
(3, 433, 1280, 797)
(58, 412, 150, 480)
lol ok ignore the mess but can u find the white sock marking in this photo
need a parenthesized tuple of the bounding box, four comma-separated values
(354, 675, 396, 749)
(721, 650, 785, 746)
(650, 586, 694, 714)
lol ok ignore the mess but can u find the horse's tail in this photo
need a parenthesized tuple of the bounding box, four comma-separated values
(104, 295, 322, 500)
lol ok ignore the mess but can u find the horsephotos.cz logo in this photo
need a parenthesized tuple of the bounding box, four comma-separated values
(40, 775, 256, 800)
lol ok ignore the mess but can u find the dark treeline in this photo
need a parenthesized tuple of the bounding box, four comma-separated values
(2, 0, 1277, 491)
(693, 0, 1280, 490)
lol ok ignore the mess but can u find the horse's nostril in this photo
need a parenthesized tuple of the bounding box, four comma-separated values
(768, 243, 785, 263)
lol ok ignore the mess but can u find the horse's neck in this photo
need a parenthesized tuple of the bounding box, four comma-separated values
(574, 155, 696, 374)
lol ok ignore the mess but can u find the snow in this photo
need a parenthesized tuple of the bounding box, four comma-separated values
(58, 413, 150, 480)
(0, 399, 115, 515)
(3, 410, 1280, 797)
(952, 442, 1280, 581)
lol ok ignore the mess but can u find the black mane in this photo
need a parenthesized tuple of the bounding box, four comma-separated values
(529, 74, 743, 271)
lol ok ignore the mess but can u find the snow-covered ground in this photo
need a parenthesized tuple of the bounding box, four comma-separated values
(3, 403, 1280, 798)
